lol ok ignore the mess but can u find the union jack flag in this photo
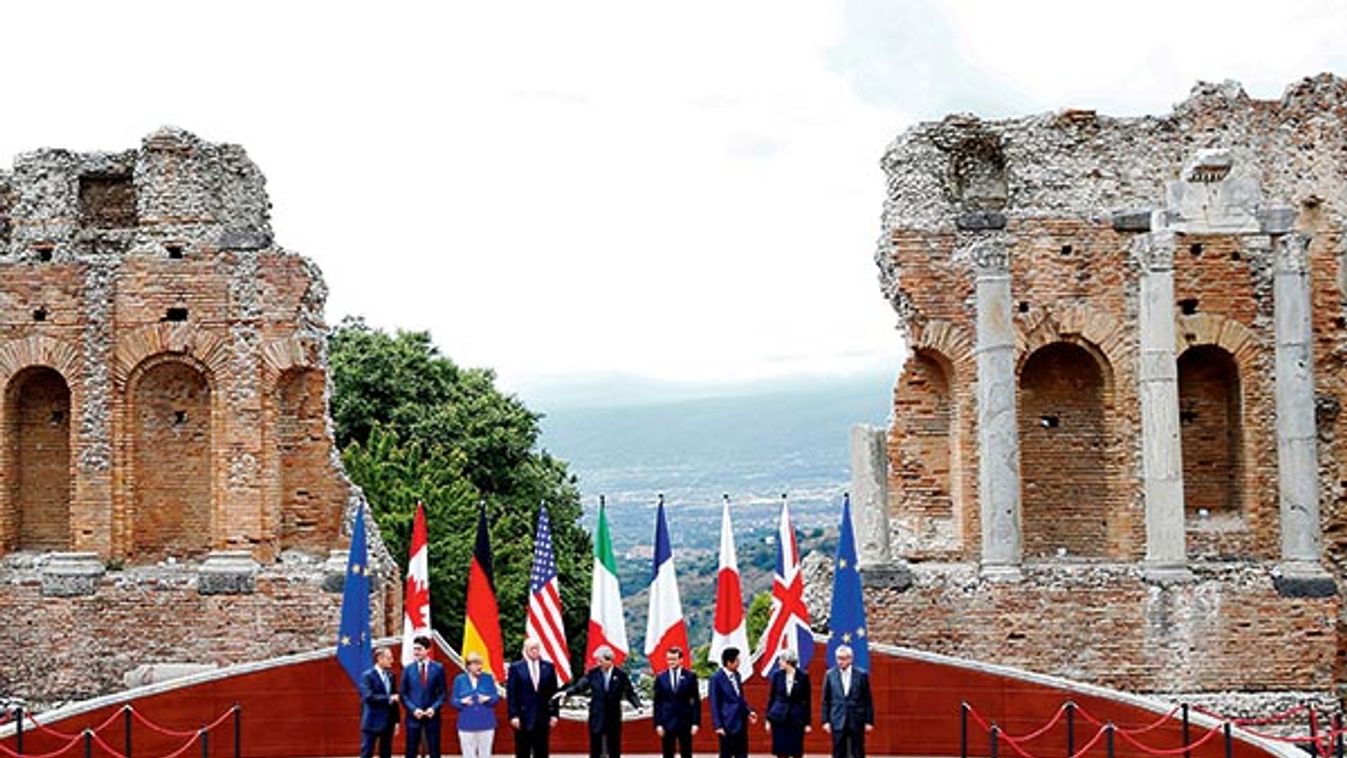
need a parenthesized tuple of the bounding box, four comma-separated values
(755, 497, 813, 676)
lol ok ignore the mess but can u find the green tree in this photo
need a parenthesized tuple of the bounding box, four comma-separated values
(331, 317, 591, 673)
(746, 590, 773, 644)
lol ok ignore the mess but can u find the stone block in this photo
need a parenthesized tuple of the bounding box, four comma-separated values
(1111, 209, 1152, 232)
(955, 211, 1006, 231)
(197, 551, 259, 595)
(123, 663, 218, 688)
(41, 552, 105, 597)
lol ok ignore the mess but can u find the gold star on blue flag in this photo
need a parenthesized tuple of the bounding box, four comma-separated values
(826, 493, 870, 670)
(335, 506, 372, 688)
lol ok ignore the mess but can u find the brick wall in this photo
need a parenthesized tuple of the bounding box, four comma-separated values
(873, 77, 1347, 696)
(0, 129, 400, 705)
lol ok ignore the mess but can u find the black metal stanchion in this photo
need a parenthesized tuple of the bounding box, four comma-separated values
(84, 728, 93, 758)
(960, 703, 969, 758)
(1224, 722, 1233, 758)
(14, 705, 22, 755)
(1066, 702, 1076, 758)
(124, 705, 133, 758)
(990, 725, 1000, 758)
(1182, 704, 1191, 758)
(232, 704, 241, 758)
(1335, 712, 1343, 758)
(1106, 724, 1115, 758)
(200, 728, 209, 758)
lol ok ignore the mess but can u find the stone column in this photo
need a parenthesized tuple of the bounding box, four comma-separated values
(1273, 233, 1325, 575)
(1133, 231, 1188, 577)
(971, 238, 1021, 579)
(849, 424, 891, 567)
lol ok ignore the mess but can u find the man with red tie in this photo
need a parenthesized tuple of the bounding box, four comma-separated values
(507, 638, 560, 758)
(400, 636, 448, 758)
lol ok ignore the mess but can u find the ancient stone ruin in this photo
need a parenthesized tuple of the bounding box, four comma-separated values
(854, 75, 1347, 710)
(0, 128, 398, 704)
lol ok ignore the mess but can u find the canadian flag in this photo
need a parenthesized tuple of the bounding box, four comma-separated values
(401, 502, 432, 665)
(708, 495, 750, 678)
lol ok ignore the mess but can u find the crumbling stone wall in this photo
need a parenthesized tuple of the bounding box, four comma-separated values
(871, 75, 1347, 700)
(0, 128, 399, 704)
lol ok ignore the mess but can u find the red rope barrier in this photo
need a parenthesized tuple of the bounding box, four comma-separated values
(27, 706, 127, 741)
(128, 705, 233, 738)
(1114, 721, 1225, 756)
(92, 727, 202, 758)
(1000, 704, 1070, 744)
(1071, 703, 1183, 736)
(0, 731, 82, 758)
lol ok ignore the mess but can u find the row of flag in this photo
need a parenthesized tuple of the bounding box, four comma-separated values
(336, 493, 870, 686)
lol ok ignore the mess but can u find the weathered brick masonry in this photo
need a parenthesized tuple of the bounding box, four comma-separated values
(0, 128, 399, 704)
(853, 76, 1347, 703)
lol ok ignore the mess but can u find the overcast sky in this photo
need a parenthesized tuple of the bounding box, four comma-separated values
(2, 2, 1346, 396)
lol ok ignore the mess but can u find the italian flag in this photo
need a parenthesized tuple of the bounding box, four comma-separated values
(586, 497, 628, 666)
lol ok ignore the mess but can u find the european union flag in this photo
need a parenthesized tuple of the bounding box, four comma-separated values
(336, 505, 372, 688)
(826, 493, 870, 671)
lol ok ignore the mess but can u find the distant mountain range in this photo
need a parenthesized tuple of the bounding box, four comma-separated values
(530, 371, 894, 659)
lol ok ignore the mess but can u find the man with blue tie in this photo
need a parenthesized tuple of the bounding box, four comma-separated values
(360, 648, 401, 758)
(821, 645, 874, 758)
(400, 635, 448, 758)
(507, 638, 560, 758)
(709, 647, 756, 758)
(652, 647, 700, 758)
(557, 645, 642, 758)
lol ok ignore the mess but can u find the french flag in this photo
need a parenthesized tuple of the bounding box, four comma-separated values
(643, 494, 689, 675)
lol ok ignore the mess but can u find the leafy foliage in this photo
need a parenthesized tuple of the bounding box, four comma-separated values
(331, 317, 591, 671)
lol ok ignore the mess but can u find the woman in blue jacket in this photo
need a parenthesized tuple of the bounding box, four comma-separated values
(451, 651, 500, 758)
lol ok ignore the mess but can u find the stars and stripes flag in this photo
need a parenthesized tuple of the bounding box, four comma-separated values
(526, 503, 573, 683)
(709, 494, 751, 679)
(643, 494, 689, 675)
(401, 501, 431, 665)
(755, 495, 813, 676)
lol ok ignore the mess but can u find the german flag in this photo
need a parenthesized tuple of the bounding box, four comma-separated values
(461, 506, 505, 678)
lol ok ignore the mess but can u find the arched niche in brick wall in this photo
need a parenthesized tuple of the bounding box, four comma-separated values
(2, 366, 72, 552)
(1174, 313, 1261, 560)
(127, 354, 215, 561)
(890, 319, 973, 558)
(1017, 341, 1117, 559)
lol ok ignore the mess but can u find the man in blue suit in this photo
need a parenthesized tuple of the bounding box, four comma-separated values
(360, 648, 401, 758)
(821, 645, 874, 758)
(708, 647, 756, 758)
(557, 645, 642, 758)
(400, 635, 448, 758)
(652, 647, 700, 758)
(507, 638, 560, 758)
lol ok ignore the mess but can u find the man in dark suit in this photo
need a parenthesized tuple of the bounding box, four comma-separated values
(708, 647, 756, 758)
(557, 645, 642, 758)
(652, 647, 700, 758)
(507, 638, 560, 758)
(821, 645, 874, 758)
(400, 635, 448, 758)
(360, 648, 401, 758)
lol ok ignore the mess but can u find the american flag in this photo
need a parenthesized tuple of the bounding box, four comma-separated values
(526, 503, 572, 683)
(755, 497, 813, 676)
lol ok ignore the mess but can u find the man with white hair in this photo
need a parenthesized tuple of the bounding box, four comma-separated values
(557, 646, 642, 758)
(507, 638, 560, 758)
(821, 645, 873, 758)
